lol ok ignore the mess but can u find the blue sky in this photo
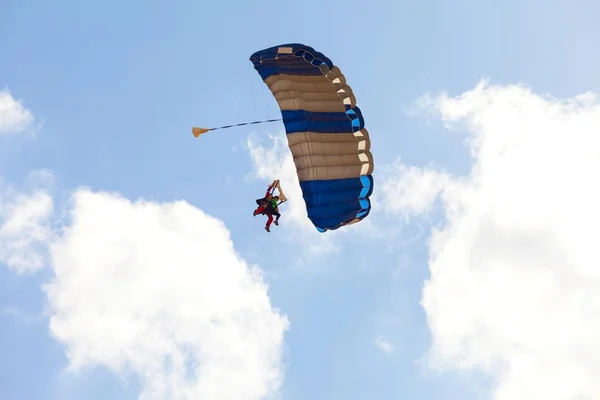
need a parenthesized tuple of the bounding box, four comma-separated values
(2, 1, 600, 399)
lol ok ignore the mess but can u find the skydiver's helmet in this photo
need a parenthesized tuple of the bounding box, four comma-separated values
(273, 196, 279, 201)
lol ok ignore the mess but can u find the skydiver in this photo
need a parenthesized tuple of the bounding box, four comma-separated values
(253, 184, 281, 232)
(262, 196, 281, 232)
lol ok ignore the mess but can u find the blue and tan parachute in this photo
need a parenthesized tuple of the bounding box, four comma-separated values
(193, 43, 374, 232)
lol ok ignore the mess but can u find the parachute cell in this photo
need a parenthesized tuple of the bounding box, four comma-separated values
(249, 43, 374, 232)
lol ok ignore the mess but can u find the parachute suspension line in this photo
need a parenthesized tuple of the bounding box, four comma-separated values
(192, 118, 282, 138)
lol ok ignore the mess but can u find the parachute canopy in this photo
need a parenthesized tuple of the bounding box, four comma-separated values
(249, 43, 374, 232)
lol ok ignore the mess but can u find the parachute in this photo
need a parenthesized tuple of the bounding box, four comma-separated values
(193, 43, 374, 232)
(249, 43, 374, 232)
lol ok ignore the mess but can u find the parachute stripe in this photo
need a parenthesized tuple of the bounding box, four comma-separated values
(280, 109, 365, 134)
(250, 43, 374, 232)
(300, 175, 373, 231)
(265, 71, 357, 112)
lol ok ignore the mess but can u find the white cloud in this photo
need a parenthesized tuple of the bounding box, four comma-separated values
(385, 80, 600, 399)
(43, 189, 289, 400)
(0, 88, 34, 133)
(0, 173, 54, 274)
(379, 159, 451, 220)
(375, 335, 395, 354)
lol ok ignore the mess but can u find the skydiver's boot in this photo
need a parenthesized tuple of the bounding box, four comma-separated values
(274, 220, 279, 226)
(265, 226, 270, 232)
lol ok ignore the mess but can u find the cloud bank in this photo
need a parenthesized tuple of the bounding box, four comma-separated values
(385, 81, 600, 399)
(1, 89, 289, 400)
(44, 190, 289, 400)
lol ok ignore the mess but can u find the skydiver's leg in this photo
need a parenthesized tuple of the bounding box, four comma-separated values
(265, 214, 274, 232)
(254, 204, 266, 216)
(273, 211, 280, 225)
